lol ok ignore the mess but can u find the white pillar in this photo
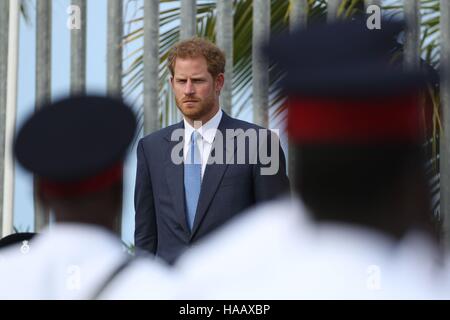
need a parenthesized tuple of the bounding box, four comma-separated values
(2, 0, 20, 237)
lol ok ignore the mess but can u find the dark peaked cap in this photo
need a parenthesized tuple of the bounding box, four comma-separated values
(265, 19, 428, 97)
(14, 96, 136, 184)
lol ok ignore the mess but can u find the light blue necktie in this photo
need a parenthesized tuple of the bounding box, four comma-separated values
(184, 131, 202, 231)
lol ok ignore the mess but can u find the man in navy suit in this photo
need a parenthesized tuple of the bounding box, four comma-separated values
(134, 38, 289, 264)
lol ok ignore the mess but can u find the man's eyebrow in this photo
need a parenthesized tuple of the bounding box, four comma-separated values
(174, 76, 206, 80)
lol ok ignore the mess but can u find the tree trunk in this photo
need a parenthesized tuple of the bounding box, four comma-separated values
(70, 0, 87, 95)
(107, 0, 123, 98)
(144, 0, 160, 135)
(0, 0, 10, 235)
(440, 0, 450, 249)
(290, 0, 308, 30)
(288, 0, 308, 194)
(2, 0, 20, 237)
(107, 0, 123, 235)
(404, 0, 421, 70)
(216, 0, 233, 116)
(327, 0, 340, 22)
(35, 0, 52, 232)
(180, 0, 196, 40)
(364, 0, 382, 9)
(253, 0, 270, 127)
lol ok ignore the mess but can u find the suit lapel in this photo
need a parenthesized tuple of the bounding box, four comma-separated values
(164, 121, 190, 234)
(191, 113, 237, 238)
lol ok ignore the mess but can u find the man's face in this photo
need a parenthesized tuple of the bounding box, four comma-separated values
(171, 56, 223, 124)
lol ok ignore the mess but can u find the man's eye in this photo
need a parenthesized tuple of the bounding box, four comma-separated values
(177, 80, 187, 83)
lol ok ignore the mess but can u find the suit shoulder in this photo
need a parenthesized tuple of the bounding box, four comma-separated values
(140, 123, 182, 146)
(226, 117, 265, 131)
(226, 117, 280, 140)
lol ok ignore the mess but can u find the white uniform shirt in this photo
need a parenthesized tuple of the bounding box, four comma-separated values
(0, 224, 177, 300)
(183, 109, 223, 179)
(175, 198, 448, 299)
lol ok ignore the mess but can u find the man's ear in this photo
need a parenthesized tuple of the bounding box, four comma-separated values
(216, 73, 225, 93)
(170, 76, 175, 88)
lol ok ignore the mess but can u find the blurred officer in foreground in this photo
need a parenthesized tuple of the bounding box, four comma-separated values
(0, 96, 175, 299)
(175, 19, 448, 299)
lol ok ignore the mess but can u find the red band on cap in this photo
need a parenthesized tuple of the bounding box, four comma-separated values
(288, 95, 422, 143)
(39, 163, 123, 198)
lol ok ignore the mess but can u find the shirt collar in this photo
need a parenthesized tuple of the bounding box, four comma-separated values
(183, 109, 223, 144)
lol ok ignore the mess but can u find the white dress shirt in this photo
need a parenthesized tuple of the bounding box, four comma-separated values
(183, 109, 223, 179)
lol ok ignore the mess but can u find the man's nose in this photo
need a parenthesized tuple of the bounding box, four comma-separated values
(184, 80, 195, 95)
